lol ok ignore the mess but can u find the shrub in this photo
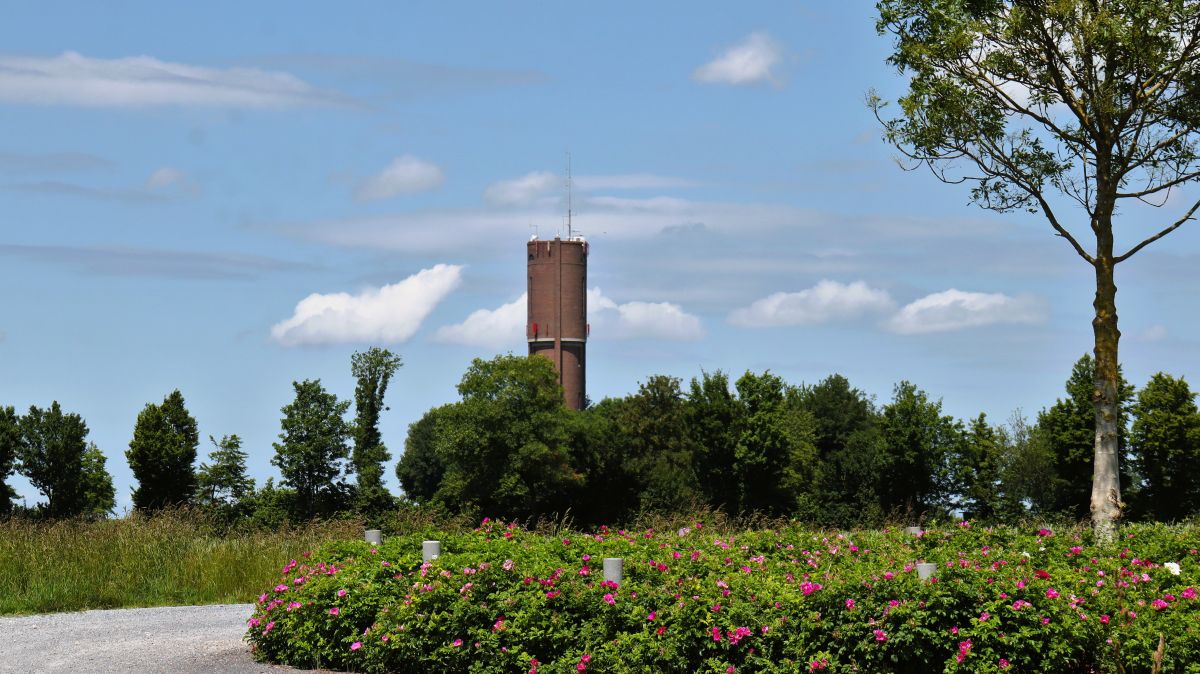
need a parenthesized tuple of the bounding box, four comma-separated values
(247, 519, 1200, 673)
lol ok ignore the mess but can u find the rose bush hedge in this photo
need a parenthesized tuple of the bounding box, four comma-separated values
(246, 519, 1200, 673)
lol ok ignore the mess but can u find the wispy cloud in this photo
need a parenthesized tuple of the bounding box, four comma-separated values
(146, 166, 199, 195)
(246, 53, 549, 100)
(692, 32, 784, 86)
(0, 151, 112, 174)
(1135, 324, 1169, 342)
(0, 243, 312, 280)
(483, 171, 697, 207)
(354, 155, 444, 202)
(271, 264, 462, 346)
(7, 166, 199, 202)
(0, 51, 345, 108)
(728, 280, 895, 327)
(885, 289, 1046, 334)
(483, 171, 559, 206)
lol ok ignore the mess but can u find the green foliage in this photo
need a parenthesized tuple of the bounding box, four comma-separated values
(0, 508, 362, 615)
(0, 406, 20, 515)
(396, 405, 449, 505)
(686, 371, 742, 512)
(195, 434, 256, 522)
(800, 374, 888, 526)
(248, 519, 1200, 673)
(732, 371, 815, 517)
(272, 379, 352, 520)
(879, 381, 961, 516)
(614, 375, 703, 513)
(17, 402, 92, 518)
(1036, 356, 1134, 518)
(79, 442, 115, 518)
(350, 347, 403, 518)
(1129, 373, 1200, 521)
(126, 390, 200, 511)
(431, 355, 579, 520)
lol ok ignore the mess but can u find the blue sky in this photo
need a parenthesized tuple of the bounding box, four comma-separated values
(2, 2, 1198, 512)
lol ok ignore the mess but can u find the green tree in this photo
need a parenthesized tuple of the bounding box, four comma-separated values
(79, 443, 116, 518)
(0, 406, 20, 515)
(195, 434, 255, 517)
(350, 347, 403, 516)
(432, 355, 578, 519)
(395, 405, 449, 505)
(616, 375, 703, 514)
(879, 381, 962, 516)
(686, 371, 742, 512)
(996, 410, 1057, 517)
(126, 390, 199, 511)
(272, 379, 352, 519)
(1129, 373, 1200, 521)
(732, 371, 817, 517)
(17, 402, 90, 518)
(1036, 355, 1133, 519)
(800, 374, 887, 526)
(874, 0, 1200, 539)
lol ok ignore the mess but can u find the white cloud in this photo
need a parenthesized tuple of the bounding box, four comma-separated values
(434, 293, 526, 348)
(886, 289, 1046, 334)
(1137, 324, 1169, 342)
(146, 167, 188, 189)
(692, 32, 784, 86)
(484, 171, 696, 206)
(573, 174, 697, 190)
(271, 264, 462, 346)
(434, 288, 703, 347)
(354, 155, 444, 201)
(729, 280, 895, 327)
(588, 288, 704, 340)
(0, 52, 341, 108)
(483, 171, 559, 206)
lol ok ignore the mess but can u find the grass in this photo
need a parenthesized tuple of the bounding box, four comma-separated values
(0, 509, 363, 615)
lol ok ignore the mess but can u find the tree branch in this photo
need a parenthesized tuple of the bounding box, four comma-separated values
(1115, 197, 1200, 263)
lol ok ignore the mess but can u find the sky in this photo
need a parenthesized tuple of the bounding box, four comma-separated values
(2, 2, 1198, 513)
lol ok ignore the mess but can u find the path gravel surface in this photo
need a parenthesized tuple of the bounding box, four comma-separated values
(0, 603, 334, 674)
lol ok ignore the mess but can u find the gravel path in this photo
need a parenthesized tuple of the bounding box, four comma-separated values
(0, 604, 334, 674)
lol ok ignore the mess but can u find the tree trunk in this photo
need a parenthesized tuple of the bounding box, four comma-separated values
(1091, 254, 1122, 542)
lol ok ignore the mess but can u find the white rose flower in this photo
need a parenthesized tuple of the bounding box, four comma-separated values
(1164, 561, 1181, 576)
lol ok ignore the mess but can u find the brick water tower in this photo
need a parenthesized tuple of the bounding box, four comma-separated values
(527, 234, 588, 410)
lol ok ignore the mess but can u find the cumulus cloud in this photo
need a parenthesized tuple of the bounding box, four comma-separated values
(271, 264, 462, 346)
(728, 280, 895, 327)
(886, 289, 1046, 334)
(434, 287, 703, 347)
(354, 155, 444, 201)
(435, 293, 526, 348)
(0, 51, 342, 108)
(589, 288, 704, 341)
(692, 32, 784, 85)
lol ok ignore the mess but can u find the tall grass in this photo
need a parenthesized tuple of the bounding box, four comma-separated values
(0, 509, 363, 615)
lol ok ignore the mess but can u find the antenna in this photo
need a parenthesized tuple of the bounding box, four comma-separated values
(566, 151, 573, 239)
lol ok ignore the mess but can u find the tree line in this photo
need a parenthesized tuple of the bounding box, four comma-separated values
(0, 347, 402, 525)
(397, 354, 1200, 527)
(2, 350, 1198, 527)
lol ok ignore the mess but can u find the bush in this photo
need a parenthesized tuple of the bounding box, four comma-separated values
(246, 519, 1200, 673)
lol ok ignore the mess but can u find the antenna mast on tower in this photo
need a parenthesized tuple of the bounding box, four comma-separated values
(566, 151, 573, 239)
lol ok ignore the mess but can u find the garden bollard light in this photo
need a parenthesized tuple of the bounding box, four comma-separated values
(364, 529, 382, 545)
(603, 558, 623, 584)
(916, 562, 937, 581)
(906, 526, 923, 536)
(423, 540, 441, 562)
